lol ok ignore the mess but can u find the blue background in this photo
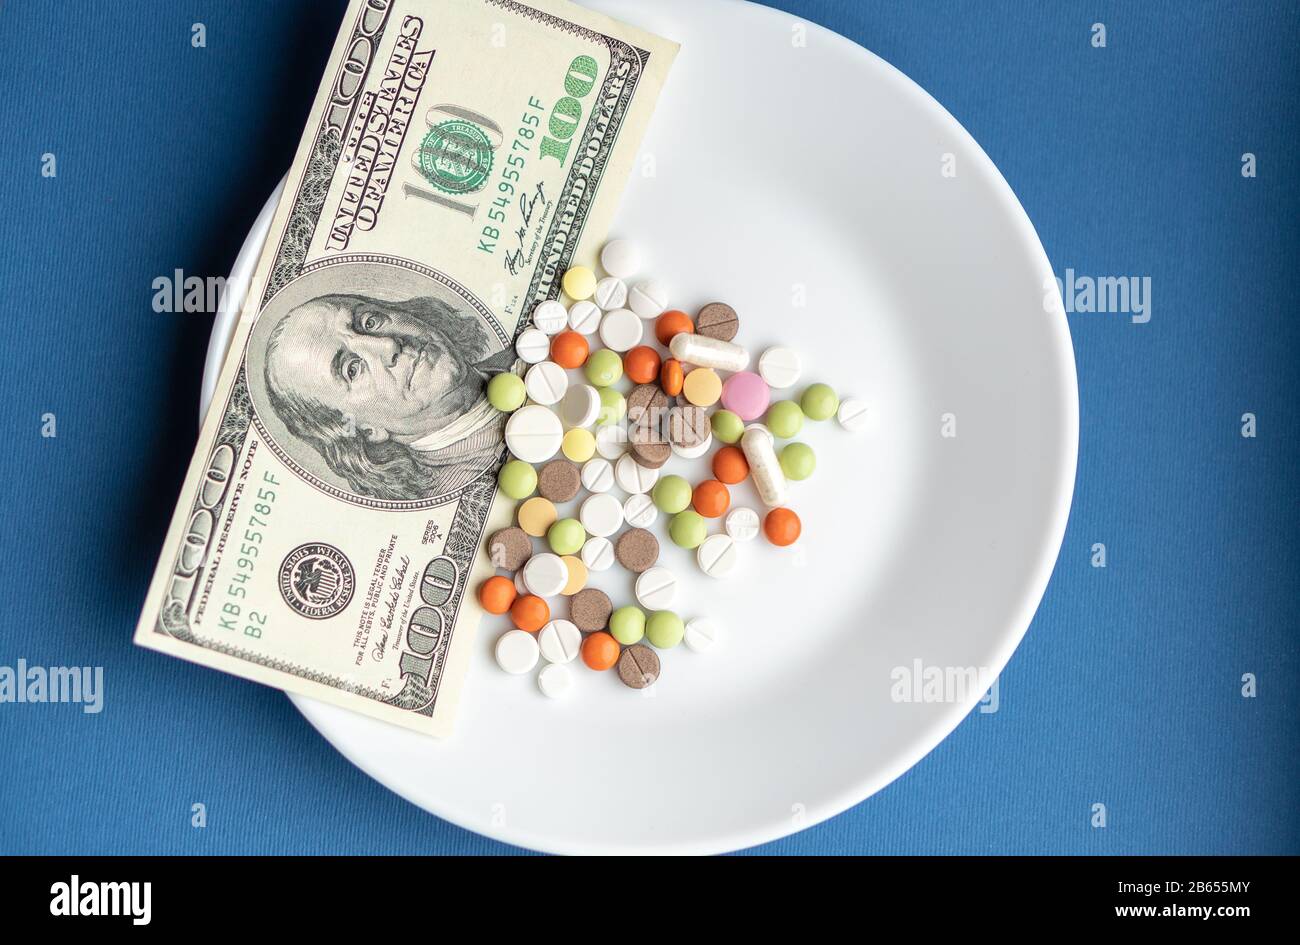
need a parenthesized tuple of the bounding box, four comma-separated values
(1, 0, 1296, 855)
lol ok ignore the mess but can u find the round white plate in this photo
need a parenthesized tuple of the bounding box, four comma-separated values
(203, 0, 1076, 854)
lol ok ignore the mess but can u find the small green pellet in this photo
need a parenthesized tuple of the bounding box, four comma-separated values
(609, 605, 647, 645)
(652, 475, 692, 514)
(646, 610, 685, 649)
(585, 349, 623, 387)
(711, 409, 745, 444)
(547, 518, 586, 556)
(800, 383, 839, 421)
(497, 459, 537, 499)
(598, 387, 626, 425)
(765, 400, 804, 438)
(780, 442, 816, 481)
(668, 510, 707, 549)
(487, 372, 526, 412)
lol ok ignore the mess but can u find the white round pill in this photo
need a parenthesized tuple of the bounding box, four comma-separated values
(593, 276, 627, 311)
(505, 405, 563, 462)
(595, 423, 629, 459)
(671, 432, 713, 459)
(559, 383, 600, 428)
(513, 570, 528, 595)
(696, 533, 737, 578)
(598, 307, 643, 352)
(628, 279, 668, 318)
(581, 535, 615, 572)
(634, 566, 677, 609)
(568, 300, 601, 335)
(538, 619, 582, 664)
(684, 617, 722, 653)
(532, 299, 568, 334)
(623, 492, 658, 528)
(725, 506, 761, 542)
(600, 239, 640, 279)
(522, 552, 569, 597)
(495, 629, 539, 674)
(580, 457, 615, 493)
(837, 397, 869, 432)
(515, 327, 551, 363)
(758, 346, 803, 389)
(524, 361, 568, 406)
(537, 662, 573, 698)
(579, 492, 624, 538)
(615, 453, 659, 494)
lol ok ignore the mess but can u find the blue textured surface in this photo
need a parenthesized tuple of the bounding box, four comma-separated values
(1, 0, 1296, 855)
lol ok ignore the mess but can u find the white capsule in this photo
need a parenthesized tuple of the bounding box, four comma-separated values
(598, 307, 643, 352)
(627, 279, 669, 318)
(725, 506, 761, 542)
(515, 327, 552, 364)
(532, 299, 568, 334)
(623, 492, 658, 528)
(537, 662, 574, 698)
(538, 619, 582, 664)
(593, 276, 628, 310)
(696, 533, 738, 578)
(568, 300, 602, 335)
(615, 453, 659, 494)
(581, 535, 615, 571)
(758, 346, 803, 389)
(580, 457, 615, 493)
(635, 566, 677, 609)
(669, 332, 750, 372)
(837, 397, 869, 432)
(524, 361, 568, 406)
(495, 629, 539, 674)
(684, 617, 722, 653)
(740, 425, 788, 508)
(600, 239, 640, 279)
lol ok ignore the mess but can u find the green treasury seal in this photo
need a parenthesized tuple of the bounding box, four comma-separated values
(417, 119, 494, 195)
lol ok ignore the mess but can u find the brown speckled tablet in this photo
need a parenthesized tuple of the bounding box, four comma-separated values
(537, 459, 581, 502)
(569, 587, 613, 632)
(667, 404, 710, 448)
(630, 439, 671, 469)
(487, 527, 532, 571)
(615, 527, 659, 573)
(695, 302, 739, 341)
(627, 383, 670, 429)
(618, 644, 660, 689)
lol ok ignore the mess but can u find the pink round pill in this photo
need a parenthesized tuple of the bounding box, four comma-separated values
(720, 371, 771, 421)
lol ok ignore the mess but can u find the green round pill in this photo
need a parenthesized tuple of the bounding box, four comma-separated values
(585, 349, 623, 387)
(497, 459, 537, 499)
(546, 517, 586, 555)
(668, 510, 707, 549)
(487, 372, 526, 412)
(766, 400, 804, 438)
(711, 409, 745, 444)
(800, 383, 839, 421)
(652, 475, 692, 514)
(609, 605, 646, 645)
(780, 442, 816, 481)
(597, 387, 626, 425)
(645, 610, 685, 649)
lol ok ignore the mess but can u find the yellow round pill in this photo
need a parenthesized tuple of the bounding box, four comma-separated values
(560, 555, 588, 595)
(562, 427, 596, 462)
(518, 496, 557, 537)
(561, 266, 597, 301)
(682, 367, 722, 407)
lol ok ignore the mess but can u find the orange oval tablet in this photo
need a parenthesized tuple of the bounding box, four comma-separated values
(623, 345, 661, 385)
(510, 594, 549, 633)
(550, 330, 589, 369)
(655, 310, 694, 347)
(764, 507, 801, 547)
(581, 631, 620, 671)
(712, 445, 749, 485)
(660, 358, 684, 397)
(692, 479, 730, 518)
(478, 575, 517, 615)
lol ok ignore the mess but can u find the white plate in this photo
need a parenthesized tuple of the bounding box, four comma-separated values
(202, 0, 1077, 854)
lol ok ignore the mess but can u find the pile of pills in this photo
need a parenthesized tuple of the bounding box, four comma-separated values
(480, 238, 866, 697)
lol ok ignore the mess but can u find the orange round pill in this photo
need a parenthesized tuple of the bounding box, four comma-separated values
(692, 479, 730, 518)
(623, 345, 661, 384)
(712, 445, 750, 485)
(478, 575, 517, 615)
(550, 330, 589, 369)
(660, 358, 684, 396)
(581, 631, 620, 671)
(655, 310, 694, 347)
(509, 594, 549, 632)
(764, 507, 801, 547)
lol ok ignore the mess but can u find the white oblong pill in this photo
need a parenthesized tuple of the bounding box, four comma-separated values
(581, 535, 615, 572)
(505, 404, 563, 462)
(538, 619, 582, 664)
(634, 566, 677, 609)
(684, 617, 722, 653)
(600, 239, 640, 279)
(513, 570, 529, 595)
(559, 383, 600, 428)
(595, 423, 629, 459)
(671, 432, 713, 459)
(740, 425, 788, 508)
(495, 629, 539, 674)
(669, 332, 750, 371)
(580, 457, 615, 493)
(623, 492, 658, 528)
(537, 662, 573, 698)
(598, 307, 643, 352)
(628, 279, 668, 318)
(615, 453, 659, 494)
(522, 552, 569, 597)
(696, 533, 737, 578)
(837, 397, 869, 432)
(524, 361, 568, 406)
(758, 346, 803, 389)
(515, 327, 551, 364)
(532, 299, 568, 335)
(593, 276, 627, 311)
(579, 492, 624, 538)
(725, 506, 761, 542)
(568, 300, 601, 335)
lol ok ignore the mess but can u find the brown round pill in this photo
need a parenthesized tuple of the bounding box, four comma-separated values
(615, 527, 659, 573)
(667, 404, 710, 449)
(627, 383, 670, 431)
(537, 459, 581, 502)
(630, 439, 671, 469)
(617, 643, 660, 689)
(487, 526, 532, 571)
(695, 302, 739, 341)
(569, 587, 613, 632)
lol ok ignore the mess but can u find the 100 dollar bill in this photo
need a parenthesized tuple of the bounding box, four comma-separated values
(135, 0, 677, 736)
